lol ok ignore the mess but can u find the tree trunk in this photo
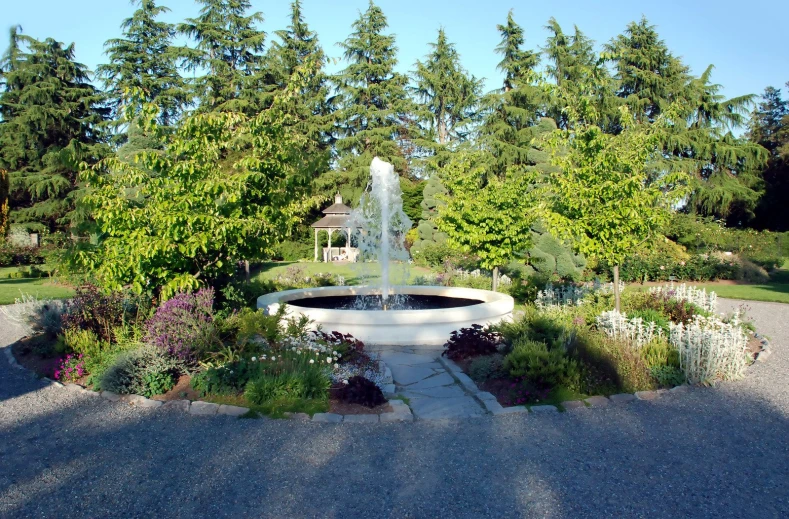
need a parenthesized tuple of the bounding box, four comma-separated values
(613, 264, 621, 313)
(492, 267, 499, 292)
(244, 260, 250, 283)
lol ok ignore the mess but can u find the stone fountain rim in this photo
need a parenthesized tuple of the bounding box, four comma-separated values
(257, 285, 513, 315)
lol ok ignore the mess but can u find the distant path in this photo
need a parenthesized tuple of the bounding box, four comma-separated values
(0, 299, 787, 518)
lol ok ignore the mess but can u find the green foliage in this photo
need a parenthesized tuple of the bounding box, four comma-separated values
(750, 85, 789, 231)
(640, 339, 680, 369)
(75, 78, 318, 297)
(0, 28, 110, 232)
(99, 344, 187, 395)
(413, 174, 448, 252)
(141, 371, 175, 397)
(528, 226, 586, 280)
(245, 368, 330, 404)
(97, 0, 188, 128)
(273, 240, 313, 261)
(650, 365, 686, 387)
(504, 338, 580, 391)
(410, 241, 460, 268)
(436, 149, 538, 286)
(467, 353, 506, 383)
(573, 329, 657, 394)
(331, 1, 413, 198)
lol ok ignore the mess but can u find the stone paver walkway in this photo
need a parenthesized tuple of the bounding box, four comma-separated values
(374, 347, 486, 420)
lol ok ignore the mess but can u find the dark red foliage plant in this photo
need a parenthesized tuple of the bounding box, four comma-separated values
(335, 376, 386, 408)
(442, 324, 503, 361)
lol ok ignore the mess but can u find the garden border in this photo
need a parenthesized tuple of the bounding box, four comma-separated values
(436, 331, 772, 415)
(3, 332, 771, 422)
(3, 343, 414, 423)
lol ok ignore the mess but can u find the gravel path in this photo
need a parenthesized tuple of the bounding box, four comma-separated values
(1, 299, 788, 518)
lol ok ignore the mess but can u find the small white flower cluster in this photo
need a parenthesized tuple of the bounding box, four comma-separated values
(596, 310, 664, 347)
(268, 335, 342, 366)
(330, 362, 387, 389)
(591, 279, 627, 296)
(649, 283, 718, 313)
(536, 283, 591, 309)
(670, 315, 748, 384)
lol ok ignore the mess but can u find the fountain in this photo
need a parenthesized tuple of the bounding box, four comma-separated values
(257, 158, 514, 346)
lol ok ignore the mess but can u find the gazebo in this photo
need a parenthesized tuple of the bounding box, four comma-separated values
(311, 194, 360, 262)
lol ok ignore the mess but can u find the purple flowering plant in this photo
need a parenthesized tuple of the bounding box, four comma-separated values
(144, 288, 218, 362)
(55, 353, 87, 383)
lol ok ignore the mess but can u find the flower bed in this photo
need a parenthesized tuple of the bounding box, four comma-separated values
(8, 284, 391, 418)
(443, 283, 760, 409)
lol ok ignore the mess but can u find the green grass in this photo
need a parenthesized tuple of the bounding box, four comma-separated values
(692, 282, 789, 304)
(0, 277, 75, 305)
(252, 261, 436, 286)
(200, 392, 329, 419)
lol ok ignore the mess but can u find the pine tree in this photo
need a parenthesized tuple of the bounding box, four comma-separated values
(178, 0, 268, 115)
(331, 1, 412, 201)
(480, 11, 546, 175)
(0, 168, 8, 239)
(0, 29, 109, 232)
(604, 17, 689, 123)
(750, 85, 789, 230)
(97, 0, 188, 128)
(411, 28, 482, 148)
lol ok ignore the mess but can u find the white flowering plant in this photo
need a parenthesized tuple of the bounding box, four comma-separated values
(649, 283, 717, 313)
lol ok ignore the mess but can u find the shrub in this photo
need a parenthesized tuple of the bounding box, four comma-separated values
(99, 345, 187, 395)
(144, 288, 218, 361)
(650, 365, 686, 387)
(273, 240, 313, 261)
(62, 284, 149, 343)
(442, 324, 502, 361)
(141, 371, 176, 397)
(504, 338, 580, 390)
(467, 354, 506, 382)
(244, 369, 330, 404)
(670, 315, 749, 384)
(573, 329, 657, 394)
(334, 376, 386, 408)
(626, 309, 670, 334)
(231, 307, 286, 349)
(640, 339, 680, 369)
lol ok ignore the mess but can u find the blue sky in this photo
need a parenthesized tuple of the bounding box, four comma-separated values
(3, 0, 788, 112)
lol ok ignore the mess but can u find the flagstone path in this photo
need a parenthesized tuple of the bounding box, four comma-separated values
(373, 347, 486, 420)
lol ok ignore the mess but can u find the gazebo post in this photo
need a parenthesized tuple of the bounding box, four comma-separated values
(327, 229, 332, 262)
(347, 227, 352, 261)
(314, 228, 318, 262)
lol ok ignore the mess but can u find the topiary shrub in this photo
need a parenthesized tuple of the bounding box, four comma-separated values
(527, 224, 586, 280)
(334, 376, 386, 408)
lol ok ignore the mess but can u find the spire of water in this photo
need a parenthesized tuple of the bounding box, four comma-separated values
(350, 157, 412, 303)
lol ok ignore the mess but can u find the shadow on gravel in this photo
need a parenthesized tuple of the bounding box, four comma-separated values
(1, 384, 787, 518)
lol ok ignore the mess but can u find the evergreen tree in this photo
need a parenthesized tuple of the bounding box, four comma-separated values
(331, 1, 412, 202)
(97, 0, 188, 128)
(604, 17, 689, 123)
(411, 28, 482, 148)
(0, 168, 8, 238)
(543, 19, 615, 130)
(750, 84, 789, 230)
(266, 1, 334, 184)
(178, 0, 269, 115)
(0, 29, 109, 232)
(480, 11, 545, 175)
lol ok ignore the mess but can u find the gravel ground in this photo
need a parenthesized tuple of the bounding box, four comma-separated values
(1, 299, 787, 518)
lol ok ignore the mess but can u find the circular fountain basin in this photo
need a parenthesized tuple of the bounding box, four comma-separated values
(257, 285, 514, 346)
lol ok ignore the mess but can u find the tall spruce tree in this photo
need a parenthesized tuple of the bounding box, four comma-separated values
(749, 85, 789, 230)
(0, 29, 109, 232)
(97, 0, 188, 128)
(266, 1, 333, 176)
(331, 1, 412, 201)
(411, 28, 482, 148)
(480, 11, 546, 175)
(178, 0, 269, 115)
(604, 17, 689, 123)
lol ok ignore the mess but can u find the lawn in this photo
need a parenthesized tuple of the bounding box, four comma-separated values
(252, 261, 436, 286)
(0, 277, 75, 305)
(692, 281, 789, 304)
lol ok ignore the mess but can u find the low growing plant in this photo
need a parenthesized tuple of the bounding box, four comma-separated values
(504, 338, 580, 391)
(145, 288, 219, 362)
(467, 354, 506, 383)
(99, 345, 188, 395)
(442, 324, 502, 361)
(333, 376, 386, 408)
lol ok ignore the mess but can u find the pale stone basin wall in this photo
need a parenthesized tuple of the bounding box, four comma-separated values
(257, 285, 515, 346)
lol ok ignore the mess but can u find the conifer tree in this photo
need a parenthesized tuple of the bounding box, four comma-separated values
(0, 29, 109, 232)
(178, 0, 269, 115)
(97, 0, 188, 128)
(411, 28, 482, 148)
(750, 84, 789, 230)
(604, 17, 689, 123)
(480, 11, 546, 175)
(331, 1, 412, 201)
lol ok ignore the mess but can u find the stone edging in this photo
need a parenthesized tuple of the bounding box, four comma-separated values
(3, 344, 413, 423)
(437, 333, 773, 415)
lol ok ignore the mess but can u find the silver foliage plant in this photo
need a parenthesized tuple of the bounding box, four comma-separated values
(670, 315, 748, 384)
(649, 283, 718, 313)
(535, 280, 625, 309)
(596, 311, 663, 347)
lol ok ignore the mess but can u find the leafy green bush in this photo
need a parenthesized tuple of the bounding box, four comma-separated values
(467, 354, 506, 382)
(244, 369, 330, 404)
(650, 365, 686, 387)
(99, 345, 187, 395)
(141, 371, 176, 397)
(573, 329, 656, 394)
(504, 338, 580, 391)
(273, 240, 313, 261)
(640, 339, 680, 369)
(411, 241, 463, 267)
(626, 309, 670, 334)
(190, 359, 264, 396)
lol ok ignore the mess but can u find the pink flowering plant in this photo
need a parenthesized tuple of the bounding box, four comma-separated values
(145, 288, 218, 362)
(55, 353, 87, 383)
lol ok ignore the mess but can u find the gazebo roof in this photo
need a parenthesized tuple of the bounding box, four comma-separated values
(311, 194, 357, 229)
(322, 193, 352, 215)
